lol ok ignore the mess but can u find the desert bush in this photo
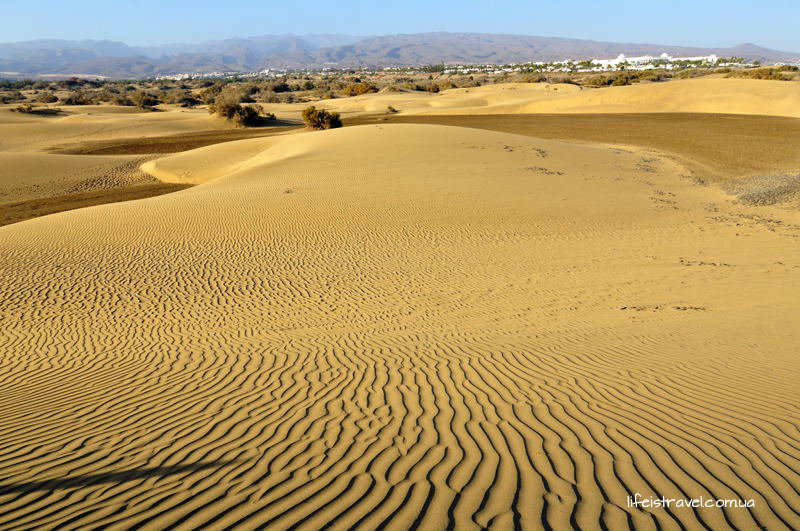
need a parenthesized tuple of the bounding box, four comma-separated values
(163, 89, 201, 107)
(301, 105, 342, 130)
(12, 103, 60, 115)
(611, 74, 636, 86)
(725, 67, 793, 81)
(198, 84, 224, 104)
(269, 81, 291, 93)
(58, 77, 83, 89)
(585, 75, 612, 86)
(342, 82, 378, 96)
(13, 103, 34, 113)
(209, 97, 275, 127)
(60, 91, 94, 105)
(674, 68, 707, 79)
(637, 70, 669, 82)
(1, 90, 25, 102)
(521, 74, 547, 83)
(112, 95, 134, 106)
(131, 90, 160, 108)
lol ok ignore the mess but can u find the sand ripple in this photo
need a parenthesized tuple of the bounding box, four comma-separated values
(1, 125, 799, 530)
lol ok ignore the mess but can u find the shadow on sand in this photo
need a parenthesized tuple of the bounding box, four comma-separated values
(0, 459, 243, 494)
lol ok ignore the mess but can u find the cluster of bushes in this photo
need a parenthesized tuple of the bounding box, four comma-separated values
(59, 91, 95, 105)
(583, 70, 670, 87)
(387, 81, 455, 93)
(208, 96, 276, 127)
(0, 90, 25, 104)
(725, 67, 798, 81)
(674, 68, 714, 79)
(12, 103, 34, 113)
(163, 89, 201, 107)
(301, 106, 342, 130)
(36, 92, 58, 103)
(341, 82, 378, 96)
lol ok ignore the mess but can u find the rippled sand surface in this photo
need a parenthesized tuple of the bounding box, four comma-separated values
(1, 124, 799, 531)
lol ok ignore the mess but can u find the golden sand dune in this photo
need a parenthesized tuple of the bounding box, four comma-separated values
(0, 152, 158, 203)
(1, 124, 799, 530)
(484, 78, 800, 117)
(0, 106, 225, 152)
(0, 106, 287, 226)
(303, 78, 800, 118)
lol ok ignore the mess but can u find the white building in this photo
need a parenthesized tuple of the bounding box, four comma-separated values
(591, 53, 718, 70)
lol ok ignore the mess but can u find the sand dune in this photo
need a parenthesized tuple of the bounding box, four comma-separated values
(0, 106, 226, 152)
(1, 124, 799, 530)
(354, 112, 800, 185)
(301, 78, 800, 119)
(0, 152, 159, 202)
(0, 105, 294, 226)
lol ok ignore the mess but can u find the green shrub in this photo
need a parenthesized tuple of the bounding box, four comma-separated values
(163, 89, 200, 107)
(60, 91, 94, 105)
(342, 82, 378, 96)
(198, 84, 224, 104)
(725, 67, 793, 81)
(522, 74, 547, 83)
(270, 81, 291, 93)
(208, 97, 275, 127)
(36, 91, 58, 103)
(1, 90, 25, 102)
(301, 105, 342, 130)
(13, 103, 34, 113)
(131, 90, 160, 108)
(112, 95, 134, 106)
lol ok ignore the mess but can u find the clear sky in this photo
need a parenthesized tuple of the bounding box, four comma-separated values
(5, 0, 799, 52)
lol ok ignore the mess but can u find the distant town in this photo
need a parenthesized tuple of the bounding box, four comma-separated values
(152, 53, 797, 81)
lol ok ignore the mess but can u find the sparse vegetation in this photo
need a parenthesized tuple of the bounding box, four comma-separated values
(342, 82, 378, 96)
(725, 67, 797, 81)
(0, 61, 794, 118)
(131, 90, 160, 109)
(301, 106, 342, 130)
(11, 103, 62, 116)
(36, 92, 59, 103)
(60, 91, 94, 105)
(208, 96, 276, 127)
(13, 103, 34, 113)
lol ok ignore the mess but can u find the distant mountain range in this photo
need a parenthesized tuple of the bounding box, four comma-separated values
(1, 33, 798, 79)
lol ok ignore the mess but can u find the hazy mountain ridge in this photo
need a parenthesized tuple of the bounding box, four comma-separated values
(1, 33, 797, 78)
(271, 33, 798, 68)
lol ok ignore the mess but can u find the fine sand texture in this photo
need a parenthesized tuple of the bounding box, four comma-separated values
(1, 124, 799, 531)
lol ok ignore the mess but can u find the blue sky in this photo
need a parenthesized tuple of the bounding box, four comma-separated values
(5, 0, 799, 51)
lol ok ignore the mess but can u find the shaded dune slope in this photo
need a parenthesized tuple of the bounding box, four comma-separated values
(1, 125, 799, 531)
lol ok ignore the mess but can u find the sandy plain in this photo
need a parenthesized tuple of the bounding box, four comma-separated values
(0, 77, 799, 531)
